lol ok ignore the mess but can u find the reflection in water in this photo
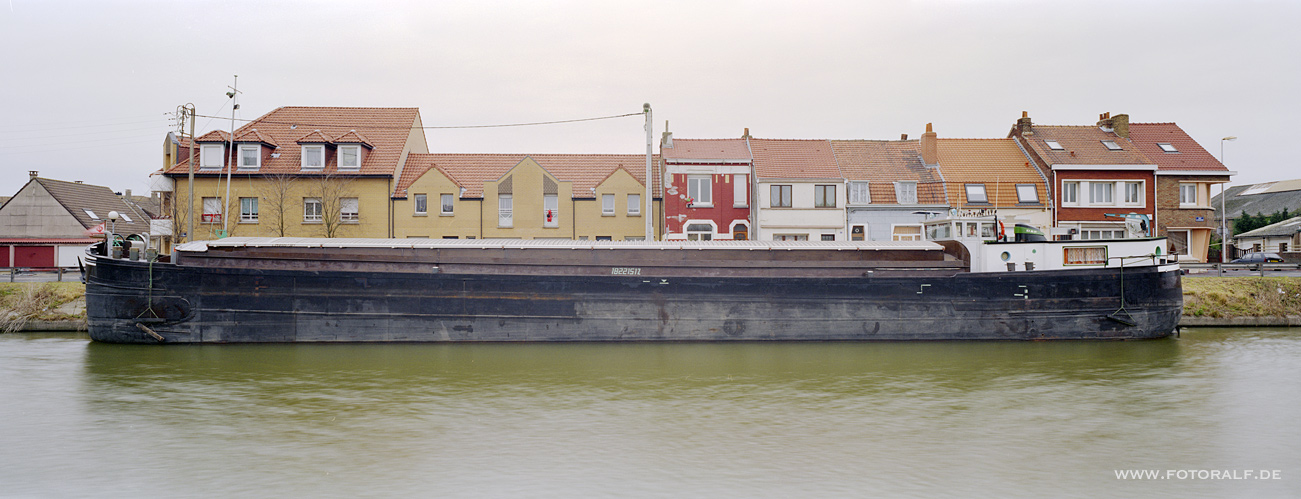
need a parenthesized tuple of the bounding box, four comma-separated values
(1, 332, 1297, 498)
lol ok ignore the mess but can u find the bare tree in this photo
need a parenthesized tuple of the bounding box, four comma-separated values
(312, 174, 355, 238)
(256, 173, 298, 237)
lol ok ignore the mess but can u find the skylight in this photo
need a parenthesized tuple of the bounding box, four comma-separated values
(1158, 143, 1179, 153)
(1101, 140, 1122, 151)
(120, 213, 133, 223)
(84, 209, 99, 220)
(1044, 140, 1064, 151)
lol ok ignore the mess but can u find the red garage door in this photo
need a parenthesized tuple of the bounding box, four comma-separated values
(1, 246, 10, 267)
(14, 246, 55, 268)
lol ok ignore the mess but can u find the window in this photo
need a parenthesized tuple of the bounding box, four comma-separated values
(895, 182, 917, 205)
(498, 194, 512, 227)
(1080, 229, 1124, 240)
(964, 184, 988, 204)
(732, 223, 748, 241)
(1065, 247, 1107, 265)
(1168, 230, 1190, 256)
(602, 193, 615, 216)
(83, 209, 99, 220)
(595, 236, 613, 241)
(341, 198, 359, 222)
(815, 185, 836, 208)
(414, 194, 427, 215)
(774, 234, 808, 241)
(625, 236, 645, 241)
(544, 194, 559, 227)
(821, 234, 835, 241)
(303, 198, 322, 222)
(338, 146, 360, 169)
(770, 185, 792, 208)
(238, 145, 260, 168)
(119, 213, 133, 223)
(301, 145, 325, 169)
(1015, 184, 1039, 204)
(441, 194, 454, 216)
(1062, 181, 1079, 205)
(687, 175, 712, 206)
(202, 197, 222, 223)
(1123, 182, 1142, 205)
(627, 194, 640, 216)
(1101, 140, 1122, 151)
(892, 225, 922, 241)
(201, 144, 224, 169)
(1044, 140, 1064, 151)
(1179, 183, 1197, 206)
(1090, 182, 1114, 204)
(686, 223, 713, 241)
(851, 225, 865, 241)
(849, 182, 870, 205)
(733, 175, 748, 207)
(239, 197, 258, 223)
(1158, 143, 1179, 153)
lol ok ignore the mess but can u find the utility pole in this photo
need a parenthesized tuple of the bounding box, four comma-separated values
(644, 103, 653, 242)
(222, 75, 241, 236)
(182, 103, 196, 244)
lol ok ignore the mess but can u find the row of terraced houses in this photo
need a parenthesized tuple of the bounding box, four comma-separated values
(147, 107, 1232, 262)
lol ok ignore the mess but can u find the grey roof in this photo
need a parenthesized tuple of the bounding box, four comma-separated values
(1212, 183, 1301, 222)
(1235, 216, 1301, 239)
(34, 178, 152, 234)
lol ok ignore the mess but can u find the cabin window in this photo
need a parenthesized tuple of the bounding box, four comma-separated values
(849, 182, 871, 205)
(303, 198, 322, 222)
(1016, 184, 1038, 204)
(687, 175, 712, 206)
(202, 197, 222, 223)
(815, 185, 836, 208)
(498, 194, 513, 227)
(301, 145, 325, 169)
(964, 184, 988, 204)
(627, 194, 641, 216)
(733, 175, 748, 207)
(239, 197, 258, 223)
(238, 144, 260, 169)
(340, 198, 359, 222)
(338, 145, 360, 170)
(925, 223, 951, 240)
(892, 224, 922, 241)
(894, 182, 917, 205)
(770, 185, 792, 208)
(602, 194, 615, 216)
(686, 223, 713, 241)
(544, 194, 559, 227)
(1064, 246, 1107, 265)
(1179, 183, 1197, 206)
(441, 194, 454, 215)
(1062, 181, 1079, 205)
(851, 224, 866, 241)
(200, 144, 224, 169)
(414, 194, 427, 215)
(981, 223, 996, 239)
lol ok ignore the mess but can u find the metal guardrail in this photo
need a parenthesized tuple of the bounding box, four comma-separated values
(1181, 262, 1301, 276)
(4, 267, 80, 282)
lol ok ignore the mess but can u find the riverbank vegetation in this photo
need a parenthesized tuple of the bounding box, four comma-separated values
(0, 283, 85, 332)
(1183, 276, 1301, 318)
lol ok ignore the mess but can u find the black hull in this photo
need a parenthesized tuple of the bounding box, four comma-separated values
(85, 255, 1183, 344)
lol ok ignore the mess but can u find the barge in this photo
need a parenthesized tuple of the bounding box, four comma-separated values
(84, 221, 1183, 343)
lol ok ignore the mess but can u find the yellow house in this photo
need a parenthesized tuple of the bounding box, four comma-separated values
(393, 154, 662, 240)
(161, 107, 428, 243)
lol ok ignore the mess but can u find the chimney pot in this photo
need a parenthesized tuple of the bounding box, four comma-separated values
(742, 127, 750, 139)
(125, 189, 132, 198)
(28, 170, 38, 179)
(900, 133, 908, 140)
(1021, 111, 1028, 118)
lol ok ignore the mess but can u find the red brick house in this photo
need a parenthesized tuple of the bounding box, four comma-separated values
(659, 134, 753, 240)
(1128, 123, 1233, 262)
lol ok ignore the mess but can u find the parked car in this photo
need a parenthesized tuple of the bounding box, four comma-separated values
(1231, 252, 1285, 264)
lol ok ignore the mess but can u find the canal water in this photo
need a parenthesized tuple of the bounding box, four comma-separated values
(1, 330, 1296, 498)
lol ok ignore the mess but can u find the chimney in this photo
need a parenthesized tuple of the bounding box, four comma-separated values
(28, 170, 38, 179)
(742, 128, 751, 139)
(900, 134, 908, 140)
(1097, 111, 1114, 131)
(920, 123, 938, 166)
(1017, 111, 1033, 136)
(1111, 113, 1129, 138)
(124, 189, 132, 199)
(661, 130, 673, 149)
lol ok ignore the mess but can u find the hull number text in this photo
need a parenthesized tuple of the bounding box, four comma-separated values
(612, 267, 642, 275)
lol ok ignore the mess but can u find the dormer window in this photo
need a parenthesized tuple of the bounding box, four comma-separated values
(301, 145, 325, 169)
(238, 144, 261, 169)
(338, 145, 360, 169)
(1101, 140, 1122, 151)
(200, 144, 225, 169)
(1044, 140, 1064, 151)
(1158, 143, 1179, 153)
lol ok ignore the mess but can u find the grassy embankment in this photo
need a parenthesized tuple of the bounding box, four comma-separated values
(1, 277, 1298, 331)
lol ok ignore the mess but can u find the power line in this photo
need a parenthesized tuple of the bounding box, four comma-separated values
(189, 111, 644, 131)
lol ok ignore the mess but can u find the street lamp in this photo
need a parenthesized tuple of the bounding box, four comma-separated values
(1219, 136, 1237, 263)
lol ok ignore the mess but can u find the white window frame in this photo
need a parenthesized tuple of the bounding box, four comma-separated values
(239, 197, 258, 223)
(1158, 143, 1179, 153)
(602, 193, 615, 216)
(627, 193, 641, 216)
(301, 145, 325, 170)
(1090, 182, 1114, 205)
(237, 144, 260, 169)
(815, 185, 837, 208)
(544, 194, 559, 227)
(895, 181, 918, 205)
(892, 224, 923, 241)
(964, 184, 988, 204)
(1015, 184, 1039, 204)
(441, 194, 454, 216)
(340, 197, 359, 222)
(773, 234, 808, 241)
(119, 213, 133, 223)
(200, 144, 225, 169)
(1123, 181, 1143, 206)
(414, 194, 427, 215)
(685, 221, 715, 241)
(1179, 183, 1198, 207)
(338, 145, 361, 170)
(84, 209, 99, 220)
(733, 175, 748, 208)
(687, 175, 712, 207)
(770, 185, 792, 208)
(303, 198, 322, 223)
(1062, 181, 1079, 206)
(1168, 229, 1191, 256)
(1044, 140, 1064, 151)
(202, 197, 223, 224)
(849, 181, 871, 205)
(1101, 140, 1122, 151)
(498, 194, 513, 228)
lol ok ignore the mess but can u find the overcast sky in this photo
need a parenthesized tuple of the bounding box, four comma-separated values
(2, 0, 1297, 199)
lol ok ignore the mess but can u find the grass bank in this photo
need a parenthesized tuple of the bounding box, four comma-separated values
(1182, 276, 1301, 318)
(0, 282, 86, 332)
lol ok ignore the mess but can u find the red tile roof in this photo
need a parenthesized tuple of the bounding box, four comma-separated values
(395, 153, 662, 199)
(1128, 123, 1229, 172)
(333, 130, 375, 148)
(233, 128, 279, 147)
(295, 129, 335, 144)
(194, 130, 230, 142)
(749, 139, 841, 180)
(661, 138, 751, 161)
(1020, 125, 1154, 166)
(936, 138, 1046, 205)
